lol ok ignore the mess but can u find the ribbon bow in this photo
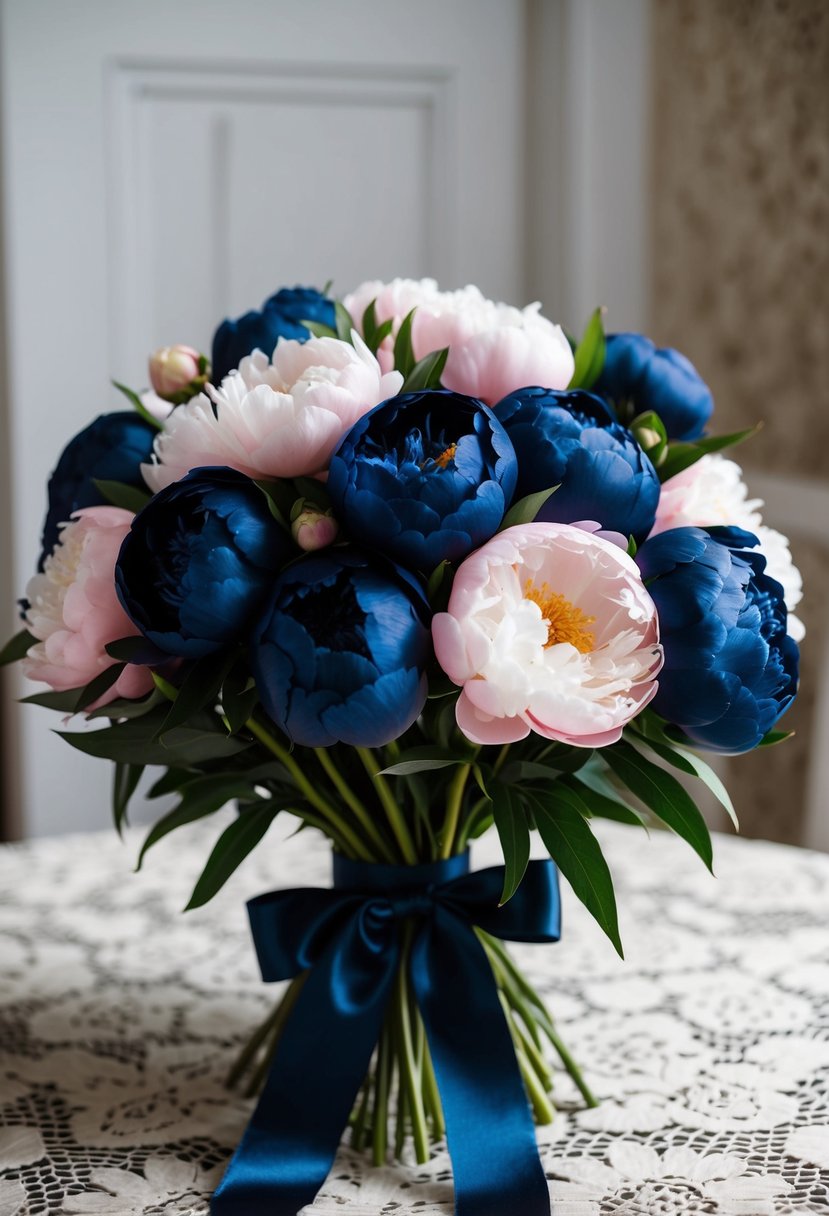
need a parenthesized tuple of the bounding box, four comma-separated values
(212, 853, 561, 1216)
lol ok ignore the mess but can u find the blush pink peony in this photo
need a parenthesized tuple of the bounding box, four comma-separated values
(432, 522, 662, 747)
(142, 332, 403, 492)
(343, 278, 574, 405)
(22, 507, 154, 709)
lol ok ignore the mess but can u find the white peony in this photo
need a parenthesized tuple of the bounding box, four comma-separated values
(142, 332, 402, 492)
(651, 454, 804, 641)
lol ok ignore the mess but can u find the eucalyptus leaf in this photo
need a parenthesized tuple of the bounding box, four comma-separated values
(185, 802, 280, 909)
(0, 629, 35, 666)
(92, 479, 151, 514)
(527, 786, 623, 956)
(491, 784, 530, 904)
(499, 485, 559, 531)
(603, 742, 713, 870)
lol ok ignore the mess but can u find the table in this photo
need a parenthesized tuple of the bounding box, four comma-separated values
(1, 815, 828, 1215)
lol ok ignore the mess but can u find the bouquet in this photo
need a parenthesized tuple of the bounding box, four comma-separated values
(2, 278, 802, 1216)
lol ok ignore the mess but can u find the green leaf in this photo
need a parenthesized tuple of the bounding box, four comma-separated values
(629, 411, 668, 468)
(759, 728, 794, 747)
(253, 480, 292, 531)
(147, 767, 191, 798)
(105, 636, 160, 664)
(491, 784, 530, 904)
(20, 688, 83, 711)
(111, 380, 162, 430)
(659, 425, 759, 482)
(300, 319, 338, 339)
(291, 476, 332, 512)
(334, 301, 355, 343)
(499, 485, 559, 531)
(378, 758, 461, 777)
(92, 479, 151, 514)
(74, 663, 126, 712)
(400, 347, 449, 393)
(361, 299, 394, 355)
(0, 629, 35, 666)
(136, 773, 260, 867)
(527, 786, 623, 956)
(112, 762, 143, 836)
(628, 731, 737, 829)
(568, 307, 606, 391)
(85, 689, 165, 719)
(221, 660, 259, 735)
(563, 776, 648, 828)
(603, 742, 713, 870)
(393, 309, 417, 378)
(155, 651, 236, 738)
(185, 802, 280, 909)
(57, 707, 253, 767)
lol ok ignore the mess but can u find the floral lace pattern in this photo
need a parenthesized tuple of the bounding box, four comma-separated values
(1, 818, 828, 1214)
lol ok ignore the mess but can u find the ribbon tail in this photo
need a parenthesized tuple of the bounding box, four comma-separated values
(412, 908, 551, 1216)
(212, 911, 398, 1216)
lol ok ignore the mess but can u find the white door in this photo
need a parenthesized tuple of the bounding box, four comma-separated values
(0, 0, 651, 836)
(0, 0, 530, 835)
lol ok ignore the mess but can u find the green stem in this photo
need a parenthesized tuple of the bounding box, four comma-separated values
(439, 763, 471, 859)
(513, 1033, 555, 1123)
(394, 927, 430, 1163)
(422, 1035, 444, 1139)
(350, 1078, 372, 1152)
(492, 743, 511, 777)
(314, 747, 392, 861)
(373, 1026, 392, 1166)
(243, 974, 308, 1098)
(483, 933, 597, 1107)
(225, 1003, 282, 1089)
(247, 716, 374, 861)
(356, 747, 418, 864)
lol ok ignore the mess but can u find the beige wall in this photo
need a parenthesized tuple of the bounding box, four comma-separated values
(650, 0, 829, 844)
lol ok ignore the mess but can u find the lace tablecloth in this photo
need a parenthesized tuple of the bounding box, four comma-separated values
(1, 815, 828, 1216)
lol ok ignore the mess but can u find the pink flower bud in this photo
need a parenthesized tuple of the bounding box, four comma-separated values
(148, 345, 207, 403)
(291, 505, 339, 551)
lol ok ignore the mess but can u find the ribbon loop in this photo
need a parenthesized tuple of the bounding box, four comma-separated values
(212, 854, 561, 1216)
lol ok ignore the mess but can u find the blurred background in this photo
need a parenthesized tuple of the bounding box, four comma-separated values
(0, 0, 826, 846)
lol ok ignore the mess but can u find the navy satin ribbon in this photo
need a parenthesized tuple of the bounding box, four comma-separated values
(212, 853, 561, 1216)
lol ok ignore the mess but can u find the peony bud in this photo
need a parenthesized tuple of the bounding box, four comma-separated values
(149, 345, 209, 404)
(291, 502, 339, 551)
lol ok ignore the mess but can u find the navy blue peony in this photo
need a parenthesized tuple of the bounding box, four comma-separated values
(211, 286, 336, 385)
(115, 467, 291, 658)
(495, 387, 660, 542)
(595, 333, 714, 441)
(251, 549, 431, 748)
(328, 390, 518, 572)
(40, 412, 157, 567)
(636, 526, 799, 753)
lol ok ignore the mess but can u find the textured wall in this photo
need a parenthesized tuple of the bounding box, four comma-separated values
(650, 0, 829, 845)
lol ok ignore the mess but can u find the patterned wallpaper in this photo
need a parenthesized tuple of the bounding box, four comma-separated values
(650, 0, 829, 845)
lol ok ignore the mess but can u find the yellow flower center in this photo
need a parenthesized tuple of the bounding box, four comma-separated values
(524, 579, 596, 653)
(434, 443, 457, 470)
